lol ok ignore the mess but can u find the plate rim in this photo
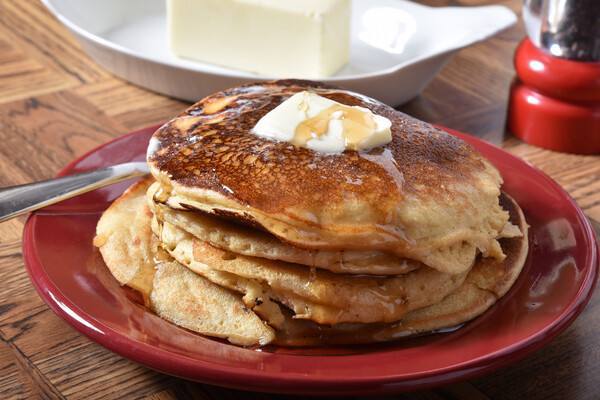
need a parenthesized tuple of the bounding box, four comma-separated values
(21, 125, 599, 395)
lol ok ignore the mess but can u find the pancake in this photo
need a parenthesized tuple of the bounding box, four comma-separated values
(148, 181, 420, 275)
(95, 178, 527, 347)
(147, 80, 510, 275)
(94, 178, 157, 302)
(96, 79, 530, 348)
(153, 217, 469, 325)
(151, 260, 275, 346)
(94, 179, 275, 346)
(272, 193, 529, 346)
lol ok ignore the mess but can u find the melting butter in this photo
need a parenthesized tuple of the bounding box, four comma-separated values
(252, 91, 392, 153)
(294, 104, 379, 151)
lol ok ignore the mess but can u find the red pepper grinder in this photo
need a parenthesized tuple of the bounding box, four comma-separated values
(508, 0, 600, 154)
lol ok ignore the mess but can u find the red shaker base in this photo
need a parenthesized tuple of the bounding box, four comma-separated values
(508, 82, 600, 154)
(507, 39, 600, 155)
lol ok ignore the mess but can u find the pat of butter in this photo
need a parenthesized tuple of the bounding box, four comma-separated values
(252, 91, 392, 153)
(167, 0, 350, 78)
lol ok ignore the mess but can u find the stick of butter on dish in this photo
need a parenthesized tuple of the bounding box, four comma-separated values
(167, 0, 350, 79)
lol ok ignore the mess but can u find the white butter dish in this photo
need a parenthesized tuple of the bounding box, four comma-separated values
(43, 0, 516, 106)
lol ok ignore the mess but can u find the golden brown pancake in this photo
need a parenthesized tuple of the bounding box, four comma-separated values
(94, 178, 157, 302)
(148, 80, 510, 275)
(96, 79, 530, 348)
(153, 216, 469, 325)
(96, 178, 527, 347)
(151, 260, 275, 346)
(147, 181, 420, 275)
(272, 193, 529, 346)
(94, 179, 275, 346)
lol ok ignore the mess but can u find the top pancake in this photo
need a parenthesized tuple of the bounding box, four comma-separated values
(148, 80, 510, 272)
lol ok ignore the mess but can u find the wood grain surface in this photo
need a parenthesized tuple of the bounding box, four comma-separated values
(0, 1, 598, 399)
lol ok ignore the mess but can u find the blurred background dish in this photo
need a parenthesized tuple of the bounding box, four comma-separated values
(42, 0, 516, 105)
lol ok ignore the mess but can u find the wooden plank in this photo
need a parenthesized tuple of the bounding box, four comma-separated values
(0, 241, 47, 341)
(0, 32, 78, 104)
(0, 218, 24, 243)
(0, 0, 111, 85)
(0, 339, 39, 400)
(73, 79, 188, 131)
(0, 91, 126, 186)
(505, 140, 600, 221)
(0, 237, 172, 400)
(436, 382, 492, 400)
(145, 384, 238, 400)
(0, 339, 65, 400)
(473, 289, 600, 400)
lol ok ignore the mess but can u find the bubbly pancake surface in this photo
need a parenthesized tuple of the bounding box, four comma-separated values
(148, 80, 510, 274)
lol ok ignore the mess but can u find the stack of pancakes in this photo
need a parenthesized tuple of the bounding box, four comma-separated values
(95, 81, 528, 347)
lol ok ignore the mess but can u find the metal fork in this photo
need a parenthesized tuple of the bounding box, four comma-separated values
(0, 162, 149, 223)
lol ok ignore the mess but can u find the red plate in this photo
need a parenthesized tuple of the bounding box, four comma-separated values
(22, 125, 598, 396)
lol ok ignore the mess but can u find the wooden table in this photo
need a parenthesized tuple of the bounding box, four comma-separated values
(0, 1, 598, 399)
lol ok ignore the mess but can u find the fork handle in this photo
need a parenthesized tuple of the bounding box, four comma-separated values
(0, 162, 149, 223)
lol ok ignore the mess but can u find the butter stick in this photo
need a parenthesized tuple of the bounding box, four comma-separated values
(167, 0, 351, 78)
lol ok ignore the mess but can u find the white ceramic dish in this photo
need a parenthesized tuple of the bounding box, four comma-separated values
(43, 0, 516, 105)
